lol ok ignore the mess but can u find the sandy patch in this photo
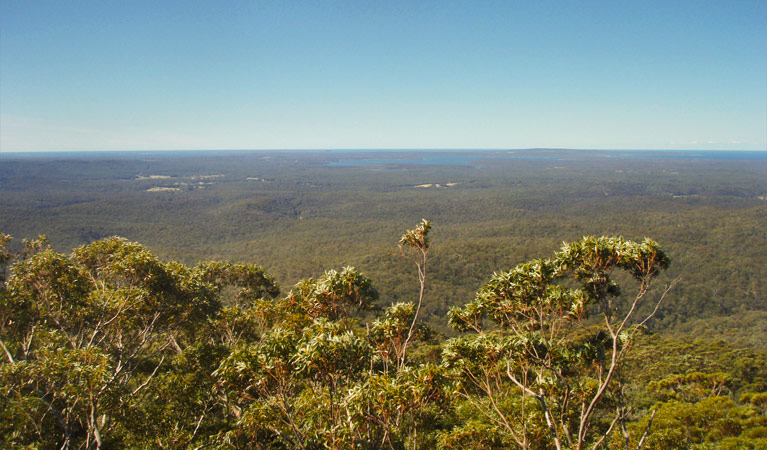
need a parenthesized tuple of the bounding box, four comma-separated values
(415, 182, 459, 188)
(146, 187, 181, 192)
(136, 175, 173, 180)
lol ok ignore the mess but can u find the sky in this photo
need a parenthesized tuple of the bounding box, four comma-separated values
(1, 0, 765, 152)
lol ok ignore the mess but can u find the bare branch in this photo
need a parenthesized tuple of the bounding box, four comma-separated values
(591, 410, 621, 450)
(131, 354, 166, 397)
(0, 337, 15, 364)
(636, 409, 657, 450)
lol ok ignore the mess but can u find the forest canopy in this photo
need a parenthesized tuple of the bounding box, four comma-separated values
(2, 226, 765, 450)
(2, 150, 764, 344)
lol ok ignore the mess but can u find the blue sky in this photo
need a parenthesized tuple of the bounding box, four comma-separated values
(1, 1, 765, 151)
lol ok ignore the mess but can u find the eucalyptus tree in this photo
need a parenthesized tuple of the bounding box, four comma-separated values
(369, 302, 431, 375)
(0, 233, 12, 284)
(215, 258, 446, 449)
(215, 267, 379, 448)
(397, 219, 431, 370)
(122, 261, 281, 448)
(195, 260, 280, 347)
(445, 236, 674, 450)
(364, 301, 444, 447)
(285, 266, 378, 322)
(0, 237, 223, 449)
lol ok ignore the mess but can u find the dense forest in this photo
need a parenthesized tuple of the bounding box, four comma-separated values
(1, 149, 766, 448)
(1, 150, 765, 340)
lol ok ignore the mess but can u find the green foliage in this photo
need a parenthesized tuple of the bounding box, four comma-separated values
(195, 260, 280, 305)
(0, 217, 765, 448)
(293, 318, 371, 381)
(0, 237, 234, 449)
(1, 150, 765, 344)
(370, 302, 433, 372)
(286, 267, 378, 321)
(399, 219, 432, 252)
(0, 233, 12, 284)
(613, 397, 767, 450)
(443, 236, 673, 449)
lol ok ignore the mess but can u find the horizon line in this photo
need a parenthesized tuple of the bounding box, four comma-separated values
(2, 147, 766, 154)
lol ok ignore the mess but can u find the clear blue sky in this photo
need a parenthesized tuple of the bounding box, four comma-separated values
(1, 0, 765, 151)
